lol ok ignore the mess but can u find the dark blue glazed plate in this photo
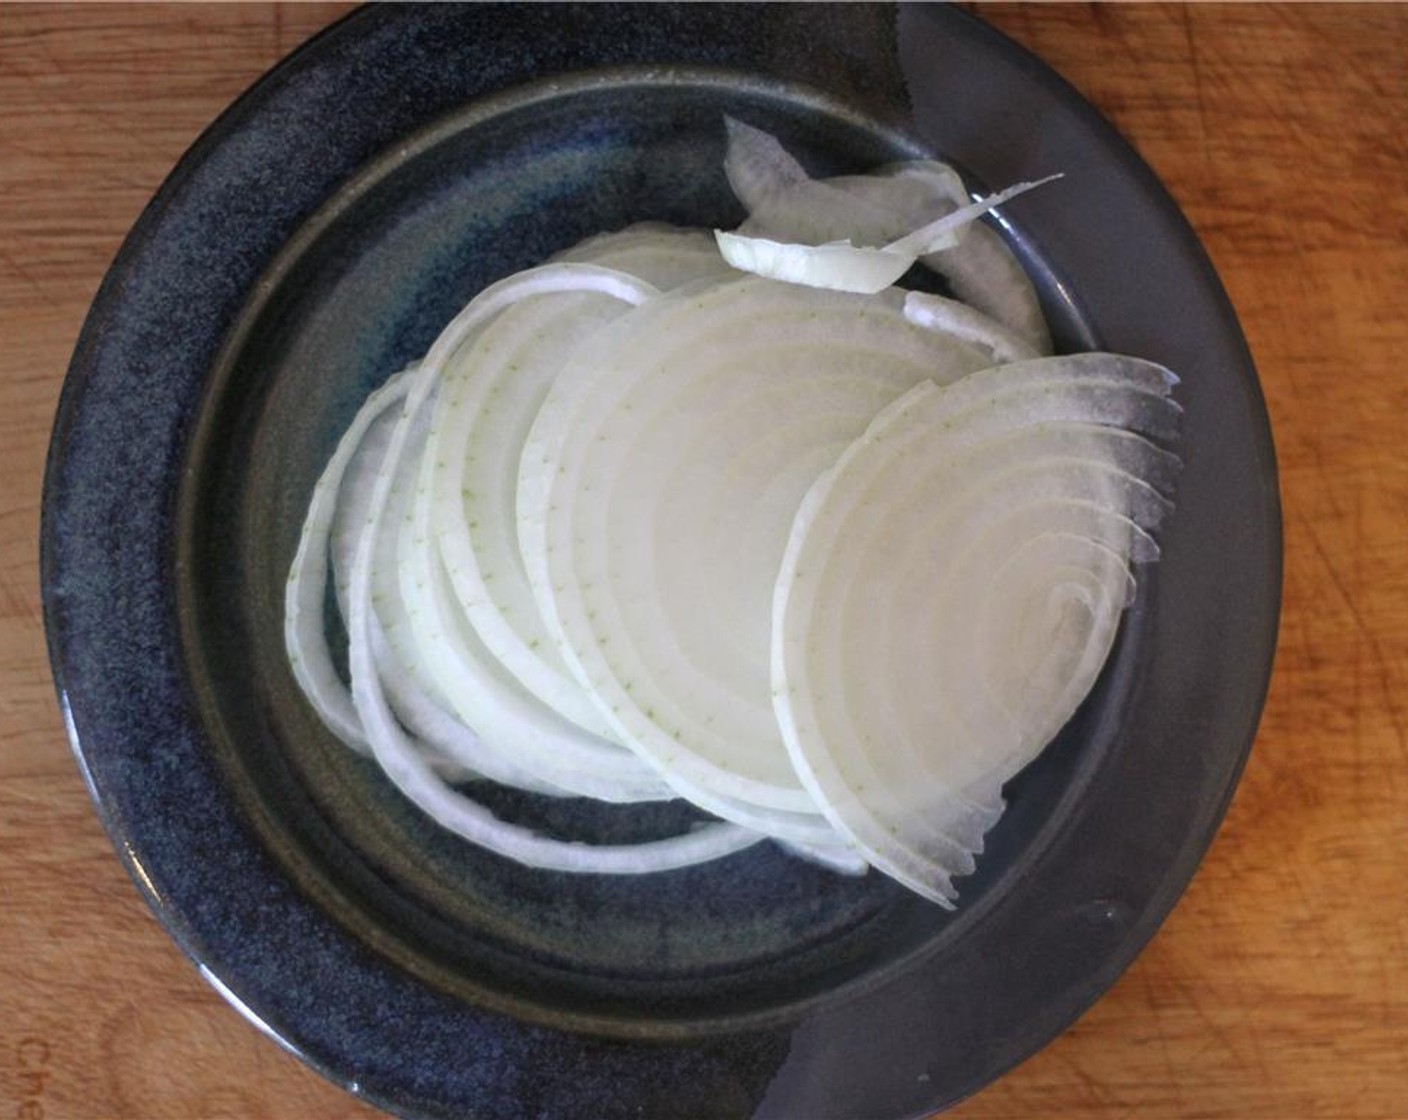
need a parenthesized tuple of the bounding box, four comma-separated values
(41, 6, 1279, 1118)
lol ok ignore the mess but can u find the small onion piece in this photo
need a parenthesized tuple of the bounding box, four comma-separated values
(867, 163, 1054, 354)
(715, 175, 1060, 296)
(882, 175, 1063, 258)
(725, 120, 911, 250)
(284, 367, 417, 755)
(722, 119, 1053, 349)
(722, 116, 811, 210)
(552, 222, 739, 290)
(903, 291, 1041, 366)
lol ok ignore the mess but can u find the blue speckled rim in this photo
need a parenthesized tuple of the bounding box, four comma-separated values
(41, 5, 1280, 1118)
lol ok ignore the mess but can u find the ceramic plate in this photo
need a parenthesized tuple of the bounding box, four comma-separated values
(42, 6, 1279, 1118)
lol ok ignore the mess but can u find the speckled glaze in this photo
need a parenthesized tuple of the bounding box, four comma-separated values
(41, 6, 1279, 1119)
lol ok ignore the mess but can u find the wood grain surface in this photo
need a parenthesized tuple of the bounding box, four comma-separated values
(2, 5, 1404, 1118)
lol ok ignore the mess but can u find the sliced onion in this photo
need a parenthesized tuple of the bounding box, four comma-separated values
(716, 175, 1060, 296)
(426, 235, 731, 740)
(372, 400, 587, 794)
(883, 175, 1063, 257)
(398, 276, 677, 803)
(551, 222, 737, 290)
(285, 126, 1181, 894)
(722, 119, 1052, 348)
(715, 231, 913, 294)
(338, 264, 757, 869)
(772, 358, 1180, 905)
(722, 116, 811, 210)
(779, 838, 871, 876)
(726, 123, 909, 249)
(870, 164, 1054, 354)
(827, 162, 968, 222)
(284, 367, 417, 754)
(427, 290, 638, 740)
(903, 291, 1041, 365)
(522, 275, 994, 832)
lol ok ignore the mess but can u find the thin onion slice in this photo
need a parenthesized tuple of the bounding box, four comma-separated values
(715, 231, 913, 294)
(426, 290, 637, 741)
(773, 358, 1181, 905)
(866, 163, 1053, 354)
(722, 116, 811, 209)
(552, 222, 738, 290)
(398, 274, 676, 803)
(324, 376, 570, 791)
(884, 175, 1063, 258)
(725, 120, 910, 250)
(285, 367, 417, 755)
(715, 175, 1059, 295)
(722, 119, 1052, 348)
(903, 291, 1041, 366)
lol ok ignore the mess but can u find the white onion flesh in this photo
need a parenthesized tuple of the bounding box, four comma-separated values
(394, 273, 679, 804)
(284, 122, 1181, 899)
(715, 232, 914, 294)
(522, 275, 995, 829)
(328, 386, 576, 795)
(722, 117, 811, 210)
(553, 222, 739, 290)
(335, 264, 757, 869)
(903, 291, 1041, 366)
(715, 175, 1059, 296)
(772, 360, 1179, 905)
(884, 175, 1063, 257)
(425, 229, 733, 740)
(285, 368, 416, 754)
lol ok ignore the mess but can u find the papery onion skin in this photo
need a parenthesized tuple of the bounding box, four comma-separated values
(722, 119, 1055, 352)
(339, 265, 759, 869)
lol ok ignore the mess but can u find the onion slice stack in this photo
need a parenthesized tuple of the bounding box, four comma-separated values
(772, 357, 1181, 905)
(520, 276, 995, 845)
(283, 122, 1183, 902)
(292, 253, 762, 872)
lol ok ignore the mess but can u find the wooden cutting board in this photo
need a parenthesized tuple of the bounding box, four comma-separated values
(2, 5, 1404, 1117)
